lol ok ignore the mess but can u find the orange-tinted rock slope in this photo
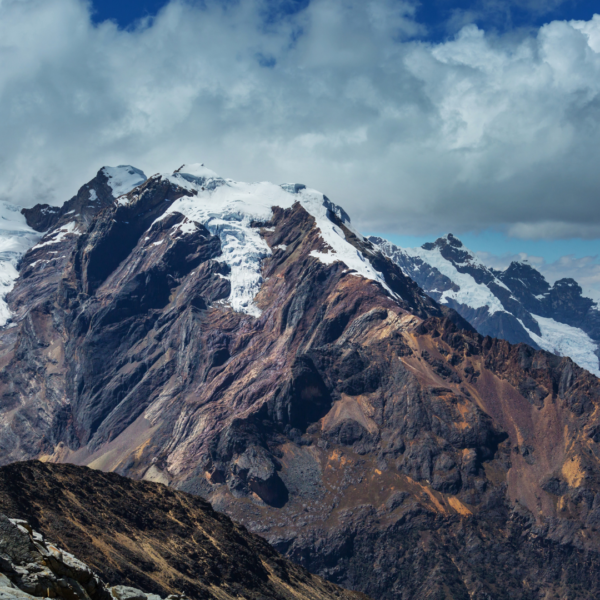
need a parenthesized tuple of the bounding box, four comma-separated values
(1, 167, 600, 598)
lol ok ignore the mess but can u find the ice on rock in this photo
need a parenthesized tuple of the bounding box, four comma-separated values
(155, 164, 397, 317)
(0, 202, 42, 327)
(103, 165, 147, 200)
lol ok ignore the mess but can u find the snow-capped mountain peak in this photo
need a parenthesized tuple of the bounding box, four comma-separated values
(2, 163, 406, 327)
(0, 165, 148, 327)
(103, 165, 147, 199)
(371, 233, 600, 376)
(151, 165, 398, 315)
(174, 162, 220, 179)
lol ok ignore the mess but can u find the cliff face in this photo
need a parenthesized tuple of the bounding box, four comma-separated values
(0, 461, 366, 600)
(1, 166, 600, 598)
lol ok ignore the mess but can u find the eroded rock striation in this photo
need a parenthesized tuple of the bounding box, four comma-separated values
(0, 165, 600, 598)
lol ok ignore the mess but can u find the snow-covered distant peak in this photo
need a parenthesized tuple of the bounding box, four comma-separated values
(103, 166, 147, 199)
(176, 163, 220, 179)
(437, 233, 464, 248)
(403, 243, 507, 314)
(424, 233, 483, 266)
(154, 167, 397, 316)
(372, 233, 600, 377)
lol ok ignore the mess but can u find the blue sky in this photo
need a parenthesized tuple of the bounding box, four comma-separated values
(91, 0, 600, 38)
(2, 0, 600, 295)
(380, 230, 600, 262)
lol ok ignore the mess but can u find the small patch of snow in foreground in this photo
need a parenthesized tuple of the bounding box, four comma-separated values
(154, 163, 396, 317)
(519, 314, 600, 376)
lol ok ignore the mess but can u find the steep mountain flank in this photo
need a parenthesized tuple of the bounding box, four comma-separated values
(370, 234, 600, 375)
(1, 165, 600, 598)
(0, 461, 365, 600)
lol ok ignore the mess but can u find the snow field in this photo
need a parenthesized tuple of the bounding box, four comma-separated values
(156, 164, 397, 316)
(520, 314, 600, 376)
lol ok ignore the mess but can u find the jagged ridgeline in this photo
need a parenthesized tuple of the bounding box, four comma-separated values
(0, 164, 600, 599)
(370, 233, 600, 376)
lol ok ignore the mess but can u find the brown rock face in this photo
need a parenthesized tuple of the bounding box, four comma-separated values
(1, 171, 600, 598)
(0, 460, 365, 600)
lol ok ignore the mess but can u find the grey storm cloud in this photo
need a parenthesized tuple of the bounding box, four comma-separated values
(1, 0, 600, 239)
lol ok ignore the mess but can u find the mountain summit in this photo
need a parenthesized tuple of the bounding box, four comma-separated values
(1, 166, 600, 598)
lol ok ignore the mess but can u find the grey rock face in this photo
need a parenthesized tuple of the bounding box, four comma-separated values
(0, 514, 179, 600)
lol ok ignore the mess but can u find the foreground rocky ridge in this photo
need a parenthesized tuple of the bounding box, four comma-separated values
(0, 461, 365, 600)
(0, 510, 179, 600)
(0, 166, 600, 598)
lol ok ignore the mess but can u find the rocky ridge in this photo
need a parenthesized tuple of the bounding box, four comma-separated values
(370, 233, 600, 376)
(0, 461, 364, 600)
(0, 512, 179, 600)
(0, 165, 600, 598)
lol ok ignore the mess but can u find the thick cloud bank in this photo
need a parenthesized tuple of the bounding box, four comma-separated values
(1, 0, 600, 239)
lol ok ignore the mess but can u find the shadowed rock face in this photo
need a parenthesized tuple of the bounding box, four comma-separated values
(1, 171, 600, 598)
(0, 461, 366, 600)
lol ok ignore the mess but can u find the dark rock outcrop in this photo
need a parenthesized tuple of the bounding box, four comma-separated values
(0, 510, 176, 600)
(0, 461, 366, 600)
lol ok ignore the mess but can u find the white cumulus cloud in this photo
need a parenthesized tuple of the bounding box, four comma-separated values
(0, 0, 600, 243)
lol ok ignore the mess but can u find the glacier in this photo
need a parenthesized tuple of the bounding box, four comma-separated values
(155, 163, 397, 317)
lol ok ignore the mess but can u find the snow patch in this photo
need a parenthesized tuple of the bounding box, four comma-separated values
(103, 165, 146, 200)
(519, 314, 600, 376)
(154, 165, 397, 316)
(310, 250, 337, 265)
(172, 220, 198, 235)
(403, 246, 507, 314)
(33, 221, 79, 249)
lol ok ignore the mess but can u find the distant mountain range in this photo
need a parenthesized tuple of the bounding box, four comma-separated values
(370, 233, 600, 376)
